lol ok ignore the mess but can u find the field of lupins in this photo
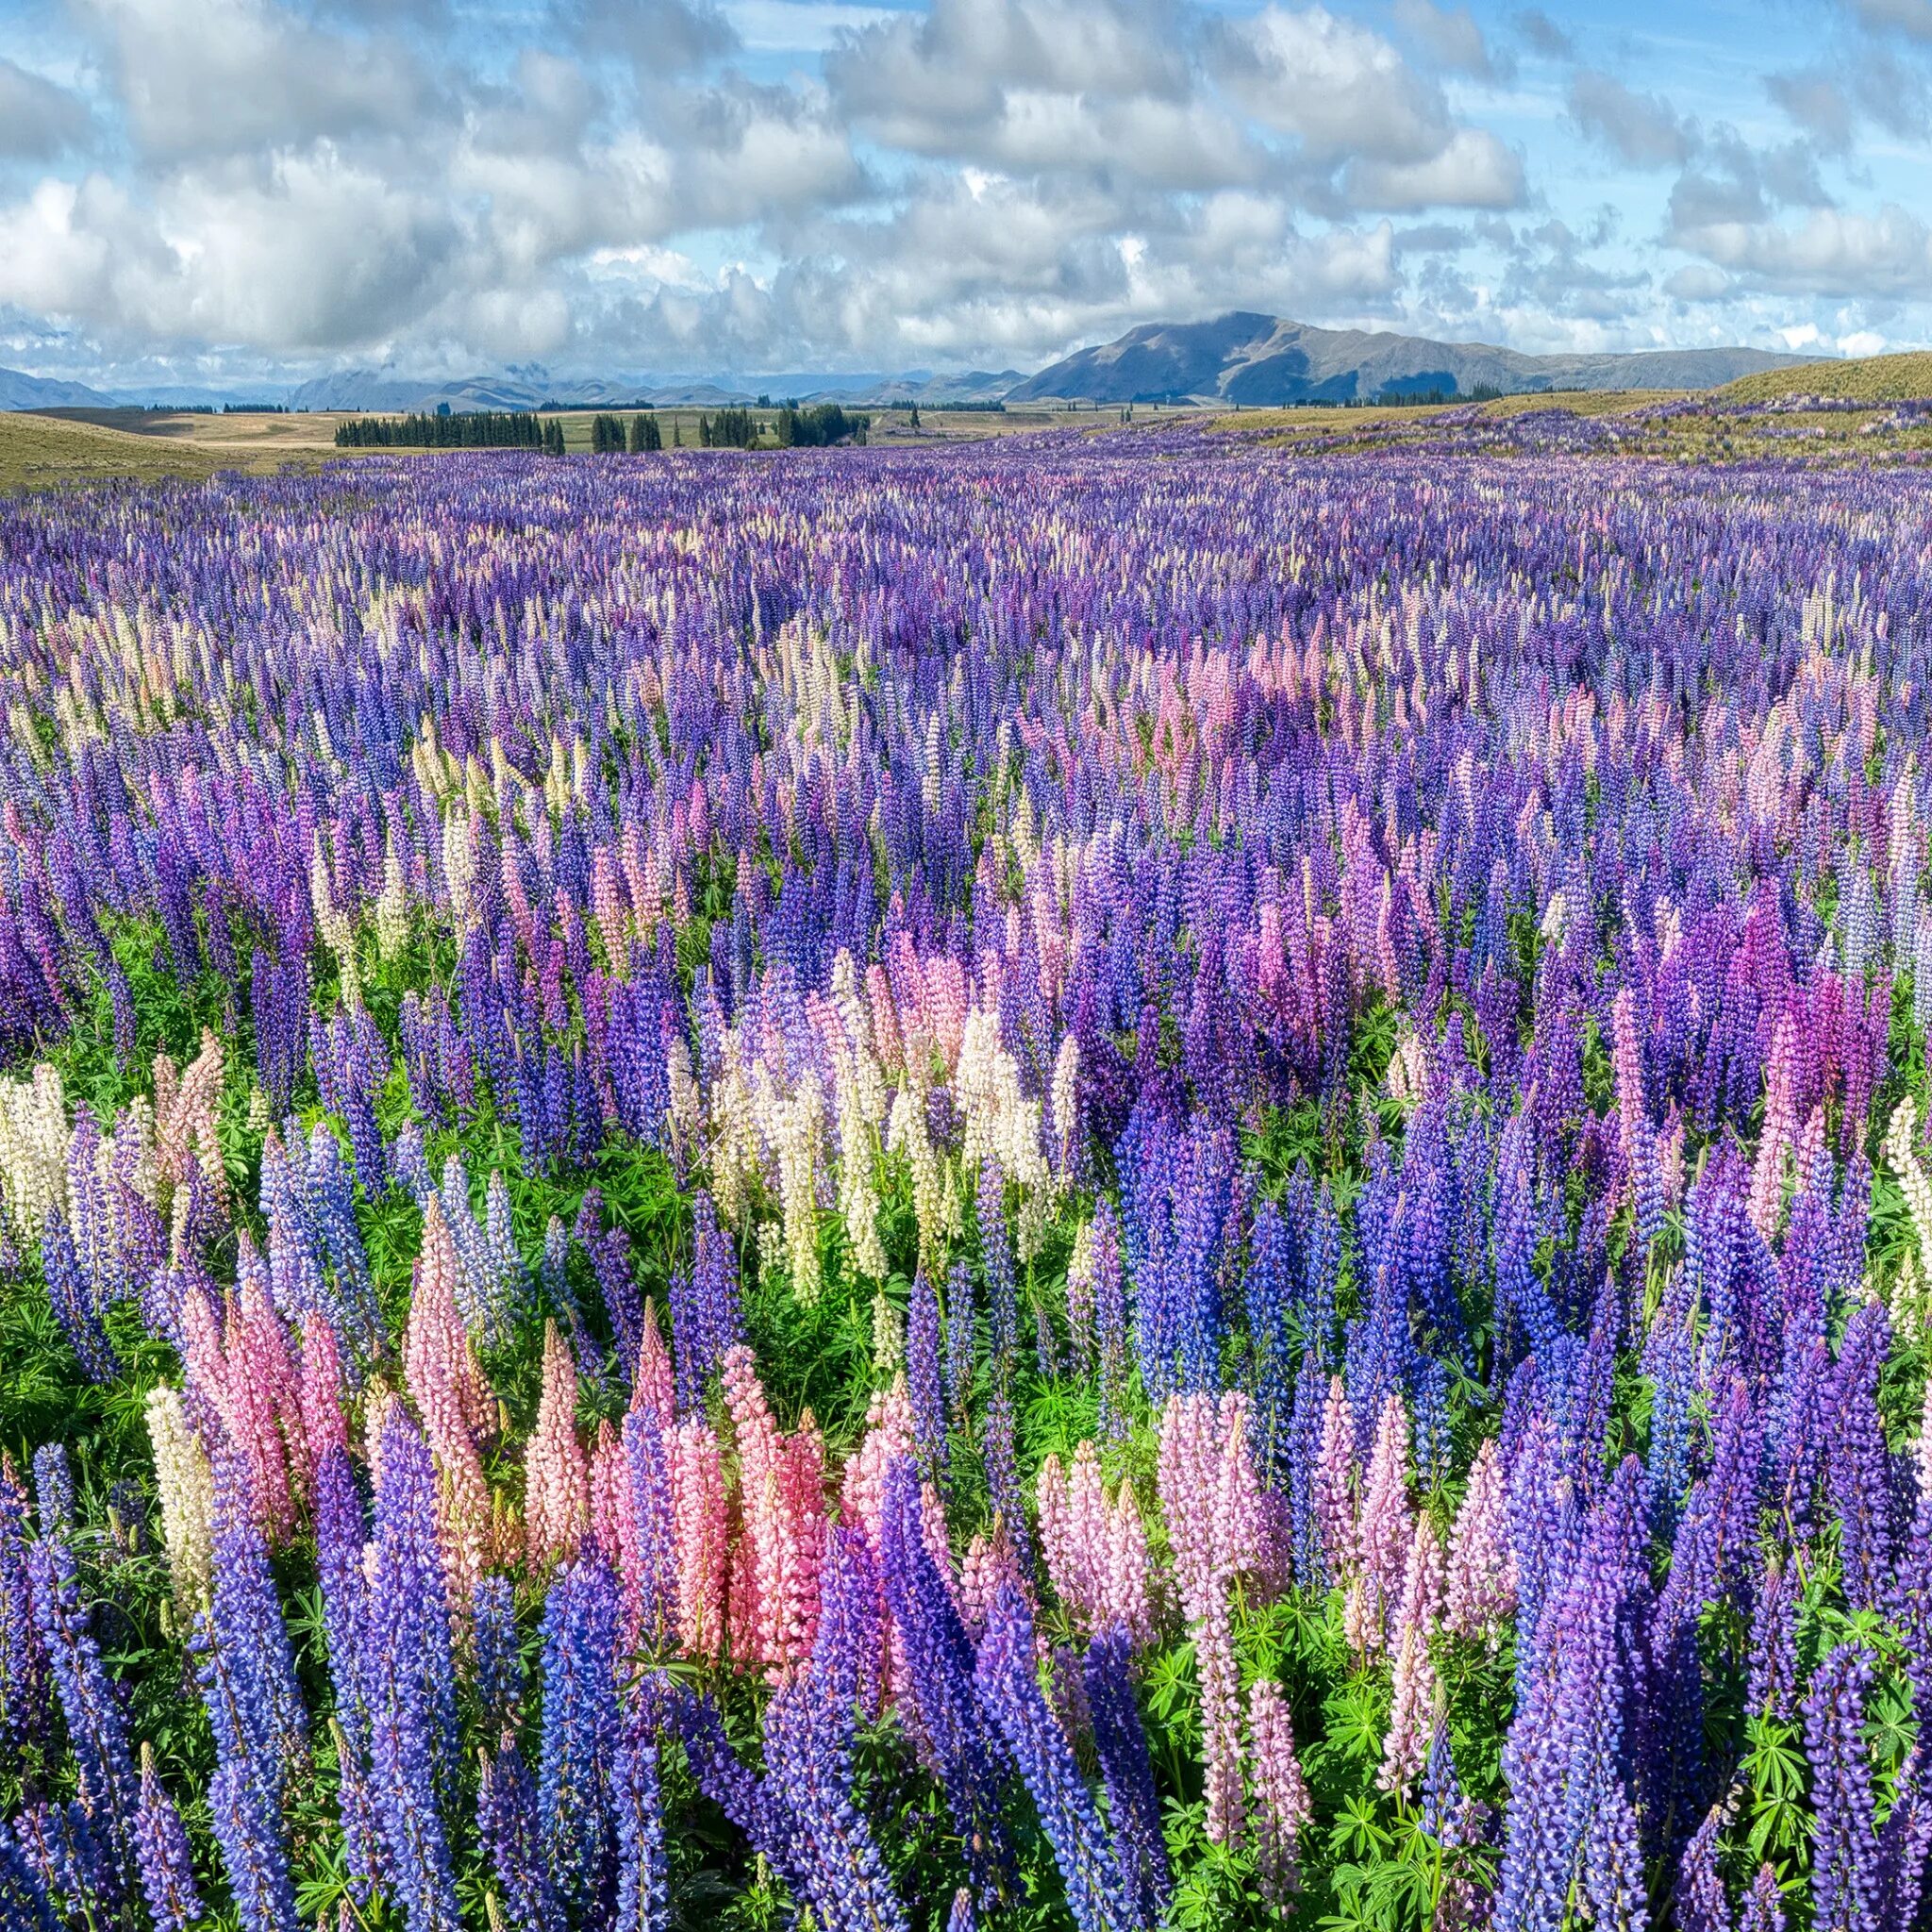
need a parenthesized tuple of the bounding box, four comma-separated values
(1, 432, 1931, 1932)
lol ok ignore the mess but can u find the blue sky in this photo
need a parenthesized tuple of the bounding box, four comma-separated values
(1, 0, 1929, 387)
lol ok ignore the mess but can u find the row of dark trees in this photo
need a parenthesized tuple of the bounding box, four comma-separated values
(590, 412, 665, 452)
(334, 411, 543, 448)
(333, 403, 872, 455)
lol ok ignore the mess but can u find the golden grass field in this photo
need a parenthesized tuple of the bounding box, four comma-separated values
(0, 400, 1095, 493)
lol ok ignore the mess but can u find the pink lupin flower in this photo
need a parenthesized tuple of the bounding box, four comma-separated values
(840, 1380, 917, 1554)
(1747, 1011, 1802, 1239)
(630, 1300, 675, 1425)
(839, 1380, 917, 1701)
(225, 1265, 302, 1540)
(666, 1418, 728, 1658)
(297, 1309, 349, 1474)
(1158, 1391, 1263, 1844)
(1314, 1376, 1357, 1579)
(958, 1528, 1027, 1641)
(1442, 1439, 1515, 1643)
(1248, 1677, 1312, 1906)
(1343, 1393, 1411, 1659)
(401, 1202, 494, 1610)
(1040, 1441, 1156, 1649)
(589, 1420, 634, 1581)
(1378, 1515, 1444, 1798)
(525, 1320, 590, 1566)
(721, 1343, 824, 1675)
(404, 1202, 492, 1441)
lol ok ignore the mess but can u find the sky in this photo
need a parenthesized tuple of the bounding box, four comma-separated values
(2, 0, 1930, 390)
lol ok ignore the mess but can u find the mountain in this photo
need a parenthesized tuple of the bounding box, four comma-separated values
(1, 366, 116, 409)
(1007, 313, 1822, 405)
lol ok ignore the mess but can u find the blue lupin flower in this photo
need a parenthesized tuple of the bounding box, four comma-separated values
(135, 1745, 206, 1932)
(540, 1553, 624, 1922)
(25, 1529, 140, 1889)
(974, 1580, 1140, 1932)
(1081, 1626, 1173, 1928)
(365, 1409, 461, 1932)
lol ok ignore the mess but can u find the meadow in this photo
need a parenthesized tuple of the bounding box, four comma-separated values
(0, 425, 1928, 1932)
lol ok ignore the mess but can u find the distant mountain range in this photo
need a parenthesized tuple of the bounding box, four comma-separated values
(0, 315, 1830, 415)
(1008, 313, 1821, 404)
(0, 367, 115, 409)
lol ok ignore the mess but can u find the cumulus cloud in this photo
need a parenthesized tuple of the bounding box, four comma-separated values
(1568, 72, 1695, 169)
(0, 59, 92, 160)
(0, 0, 1926, 383)
(75, 0, 434, 158)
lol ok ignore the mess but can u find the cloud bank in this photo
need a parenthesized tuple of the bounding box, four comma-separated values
(0, 0, 1928, 387)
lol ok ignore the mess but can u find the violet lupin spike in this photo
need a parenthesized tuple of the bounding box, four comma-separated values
(1081, 1624, 1174, 1929)
(1805, 1642, 1879, 1932)
(135, 1742, 205, 1932)
(974, 1580, 1141, 1932)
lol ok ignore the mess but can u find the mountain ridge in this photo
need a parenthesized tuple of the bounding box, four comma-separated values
(1008, 312, 1824, 404)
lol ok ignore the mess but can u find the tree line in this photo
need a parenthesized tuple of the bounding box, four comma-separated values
(334, 412, 543, 448)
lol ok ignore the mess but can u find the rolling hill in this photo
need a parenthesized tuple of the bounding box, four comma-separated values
(1717, 350, 1932, 404)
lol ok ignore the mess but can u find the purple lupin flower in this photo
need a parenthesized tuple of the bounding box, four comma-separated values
(1090, 1198, 1134, 1442)
(1805, 1641, 1878, 1932)
(474, 1574, 524, 1732)
(669, 1190, 742, 1411)
(0, 1816, 59, 1932)
(760, 1530, 909, 1932)
(1827, 1304, 1895, 1614)
(0, 1456, 50, 1768)
(135, 1743, 205, 1932)
(199, 1444, 308, 1807)
(313, 1441, 387, 1904)
(478, 1734, 562, 1932)
(365, 1409, 461, 1932)
(908, 1265, 948, 1482)
(944, 1256, 976, 1440)
(1740, 1863, 1787, 1932)
(877, 1459, 1014, 1907)
(1747, 1552, 1801, 1724)
(613, 1686, 669, 1932)
(1081, 1624, 1173, 1928)
(1674, 1803, 1730, 1932)
(207, 1758, 301, 1932)
(29, 1444, 73, 1533)
(539, 1553, 624, 1921)
(975, 1162, 1031, 1571)
(11, 1800, 116, 1923)
(25, 1528, 140, 1889)
(661, 1683, 808, 1898)
(974, 1580, 1140, 1932)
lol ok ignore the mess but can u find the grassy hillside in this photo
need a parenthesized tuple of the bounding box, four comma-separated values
(0, 411, 235, 493)
(1719, 350, 1932, 404)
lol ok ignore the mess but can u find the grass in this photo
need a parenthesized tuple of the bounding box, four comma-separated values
(0, 411, 239, 493)
(1718, 350, 1932, 404)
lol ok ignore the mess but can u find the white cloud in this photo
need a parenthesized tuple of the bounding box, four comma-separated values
(0, 59, 92, 160)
